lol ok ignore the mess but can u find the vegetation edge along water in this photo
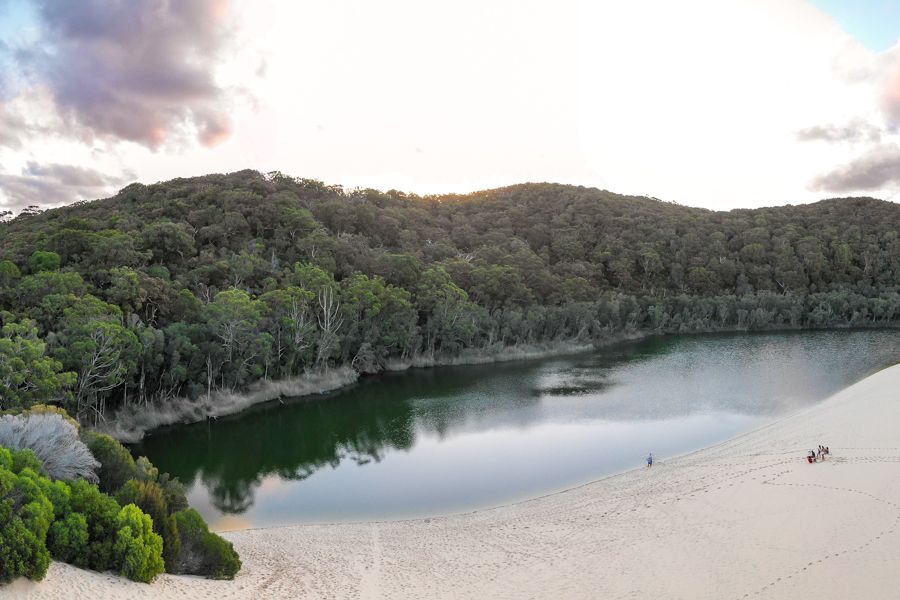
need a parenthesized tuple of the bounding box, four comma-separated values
(113, 326, 888, 444)
(136, 329, 900, 529)
(0, 170, 897, 441)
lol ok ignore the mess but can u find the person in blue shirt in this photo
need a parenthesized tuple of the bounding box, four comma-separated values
(647, 452, 653, 467)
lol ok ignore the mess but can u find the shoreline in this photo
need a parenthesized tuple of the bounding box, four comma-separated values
(101, 325, 897, 443)
(15, 361, 900, 599)
(99, 337, 606, 442)
(216, 374, 823, 535)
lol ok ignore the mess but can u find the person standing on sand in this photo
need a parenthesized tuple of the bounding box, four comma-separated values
(647, 452, 653, 467)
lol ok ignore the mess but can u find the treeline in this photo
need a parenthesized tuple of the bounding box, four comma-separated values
(0, 170, 897, 423)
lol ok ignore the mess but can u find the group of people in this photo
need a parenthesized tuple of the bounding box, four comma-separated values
(807, 445, 830, 463)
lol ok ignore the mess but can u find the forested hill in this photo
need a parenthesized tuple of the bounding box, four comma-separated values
(0, 170, 898, 423)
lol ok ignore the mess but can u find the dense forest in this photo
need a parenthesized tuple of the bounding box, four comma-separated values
(0, 170, 898, 426)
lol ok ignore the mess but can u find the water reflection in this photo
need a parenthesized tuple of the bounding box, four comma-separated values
(137, 330, 899, 528)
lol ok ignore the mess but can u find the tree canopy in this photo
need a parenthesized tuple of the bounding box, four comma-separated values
(0, 170, 897, 422)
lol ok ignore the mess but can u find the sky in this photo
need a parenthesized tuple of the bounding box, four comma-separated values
(2, 0, 900, 214)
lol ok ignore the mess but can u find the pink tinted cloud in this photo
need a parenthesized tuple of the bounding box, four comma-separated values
(19, 0, 238, 149)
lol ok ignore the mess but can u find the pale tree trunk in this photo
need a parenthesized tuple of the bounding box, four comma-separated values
(316, 287, 343, 370)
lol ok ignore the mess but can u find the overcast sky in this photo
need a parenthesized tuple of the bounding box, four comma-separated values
(2, 0, 900, 213)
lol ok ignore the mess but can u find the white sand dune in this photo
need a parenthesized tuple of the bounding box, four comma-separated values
(7, 363, 900, 600)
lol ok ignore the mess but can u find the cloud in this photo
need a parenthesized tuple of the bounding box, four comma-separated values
(834, 45, 900, 130)
(800, 43, 900, 193)
(18, 0, 236, 149)
(809, 144, 900, 192)
(0, 161, 135, 212)
(796, 119, 882, 144)
(0, 106, 26, 149)
(883, 52, 900, 129)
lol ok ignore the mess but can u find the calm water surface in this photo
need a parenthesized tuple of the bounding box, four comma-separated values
(136, 330, 899, 530)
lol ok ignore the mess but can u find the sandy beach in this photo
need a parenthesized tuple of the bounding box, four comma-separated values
(5, 362, 900, 600)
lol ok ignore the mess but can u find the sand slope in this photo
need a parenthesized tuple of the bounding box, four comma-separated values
(6, 363, 900, 600)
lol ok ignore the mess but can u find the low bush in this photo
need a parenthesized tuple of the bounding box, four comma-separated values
(81, 431, 137, 493)
(114, 504, 165, 583)
(14, 468, 55, 541)
(11, 447, 43, 475)
(117, 479, 181, 571)
(0, 500, 50, 584)
(66, 479, 122, 571)
(1, 427, 236, 586)
(134, 455, 188, 514)
(46, 512, 88, 564)
(0, 445, 166, 584)
(172, 509, 241, 579)
(0, 451, 53, 583)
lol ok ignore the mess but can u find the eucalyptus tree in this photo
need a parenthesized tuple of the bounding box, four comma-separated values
(0, 317, 76, 410)
(50, 296, 140, 422)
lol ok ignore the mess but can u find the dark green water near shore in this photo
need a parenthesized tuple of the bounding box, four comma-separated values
(136, 330, 899, 530)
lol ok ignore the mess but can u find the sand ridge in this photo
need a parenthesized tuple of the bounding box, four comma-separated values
(5, 363, 900, 599)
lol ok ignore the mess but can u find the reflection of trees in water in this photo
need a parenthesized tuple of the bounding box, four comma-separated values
(140, 331, 900, 516)
(539, 332, 900, 420)
(203, 473, 256, 514)
(531, 338, 669, 397)
(141, 379, 430, 514)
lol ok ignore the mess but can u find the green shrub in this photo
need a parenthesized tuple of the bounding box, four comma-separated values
(172, 509, 241, 579)
(0, 461, 53, 583)
(14, 469, 55, 541)
(114, 504, 165, 583)
(47, 512, 89, 564)
(0, 469, 15, 497)
(117, 479, 181, 571)
(134, 456, 158, 482)
(1, 440, 235, 585)
(81, 432, 136, 493)
(67, 479, 121, 571)
(132, 454, 188, 514)
(0, 443, 178, 586)
(0, 500, 50, 584)
(157, 472, 188, 514)
(34, 477, 71, 519)
(11, 448, 43, 475)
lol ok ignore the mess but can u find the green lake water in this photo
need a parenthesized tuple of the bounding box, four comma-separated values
(136, 330, 900, 530)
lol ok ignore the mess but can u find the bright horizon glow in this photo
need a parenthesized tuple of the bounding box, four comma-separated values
(2, 0, 900, 213)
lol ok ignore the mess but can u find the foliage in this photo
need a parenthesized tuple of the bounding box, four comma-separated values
(117, 479, 181, 571)
(172, 508, 241, 580)
(11, 448, 43, 475)
(81, 431, 137, 493)
(0, 452, 54, 583)
(0, 170, 896, 423)
(46, 512, 88, 564)
(51, 296, 140, 423)
(0, 411, 98, 481)
(0, 317, 75, 411)
(66, 479, 122, 571)
(0, 500, 50, 584)
(0, 440, 204, 586)
(77, 431, 203, 577)
(113, 503, 165, 583)
(28, 251, 61, 273)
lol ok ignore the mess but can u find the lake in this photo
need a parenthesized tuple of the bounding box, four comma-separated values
(136, 330, 900, 530)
